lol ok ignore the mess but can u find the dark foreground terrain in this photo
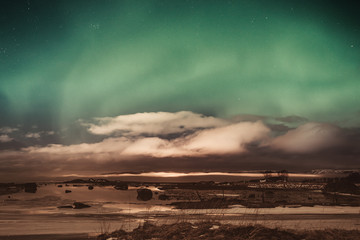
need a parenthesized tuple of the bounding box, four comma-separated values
(1, 222, 359, 240)
(98, 221, 360, 240)
(0, 234, 95, 240)
(1, 172, 359, 239)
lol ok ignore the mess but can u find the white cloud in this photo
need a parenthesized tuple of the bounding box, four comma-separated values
(271, 122, 341, 153)
(184, 121, 270, 154)
(26, 137, 131, 155)
(83, 111, 228, 136)
(121, 137, 188, 157)
(24, 121, 270, 159)
(25, 132, 41, 139)
(4, 111, 344, 162)
(0, 135, 13, 143)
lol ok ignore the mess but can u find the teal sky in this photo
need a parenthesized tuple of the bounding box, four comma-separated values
(1, 0, 360, 129)
(1, 1, 360, 180)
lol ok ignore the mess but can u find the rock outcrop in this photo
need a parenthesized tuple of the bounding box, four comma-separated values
(73, 202, 91, 209)
(24, 183, 37, 193)
(137, 188, 153, 201)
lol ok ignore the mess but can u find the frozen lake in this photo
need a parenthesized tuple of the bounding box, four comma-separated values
(0, 184, 360, 236)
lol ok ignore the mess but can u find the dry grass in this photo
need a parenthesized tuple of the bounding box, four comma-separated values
(97, 221, 360, 240)
(96, 184, 360, 239)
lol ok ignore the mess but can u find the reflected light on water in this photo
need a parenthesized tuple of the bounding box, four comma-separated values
(62, 171, 324, 178)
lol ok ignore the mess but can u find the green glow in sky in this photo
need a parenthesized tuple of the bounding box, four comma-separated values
(1, 0, 359, 129)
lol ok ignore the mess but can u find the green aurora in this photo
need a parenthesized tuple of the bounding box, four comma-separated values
(1, 1, 360, 180)
(1, 0, 359, 130)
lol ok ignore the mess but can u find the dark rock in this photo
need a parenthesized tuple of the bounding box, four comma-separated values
(114, 182, 128, 190)
(324, 180, 360, 194)
(57, 185, 63, 188)
(158, 194, 170, 200)
(24, 183, 37, 193)
(88, 185, 94, 190)
(65, 179, 88, 184)
(73, 202, 91, 209)
(346, 172, 360, 183)
(58, 205, 73, 209)
(137, 188, 153, 201)
(65, 190, 72, 193)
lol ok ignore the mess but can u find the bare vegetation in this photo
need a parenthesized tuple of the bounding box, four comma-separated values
(97, 221, 360, 240)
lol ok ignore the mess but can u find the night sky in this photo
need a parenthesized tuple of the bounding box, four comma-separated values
(0, 0, 359, 181)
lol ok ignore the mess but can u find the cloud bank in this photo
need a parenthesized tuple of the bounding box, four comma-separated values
(25, 120, 270, 159)
(0, 111, 355, 182)
(83, 111, 228, 136)
(271, 122, 341, 153)
(0, 111, 357, 181)
(18, 111, 346, 162)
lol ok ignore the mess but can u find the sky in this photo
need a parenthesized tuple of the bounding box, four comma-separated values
(0, 0, 360, 181)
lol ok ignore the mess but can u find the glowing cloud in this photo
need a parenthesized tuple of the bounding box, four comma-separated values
(83, 111, 228, 136)
(185, 121, 270, 154)
(24, 114, 270, 159)
(271, 122, 341, 153)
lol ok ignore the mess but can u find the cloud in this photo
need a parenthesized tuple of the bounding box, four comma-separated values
(121, 137, 187, 157)
(82, 111, 228, 136)
(1, 111, 359, 181)
(25, 132, 41, 138)
(2, 112, 345, 161)
(26, 137, 131, 155)
(24, 121, 270, 159)
(271, 122, 341, 153)
(121, 122, 269, 157)
(0, 134, 13, 143)
(0, 127, 18, 134)
(185, 121, 270, 155)
(1, 110, 355, 183)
